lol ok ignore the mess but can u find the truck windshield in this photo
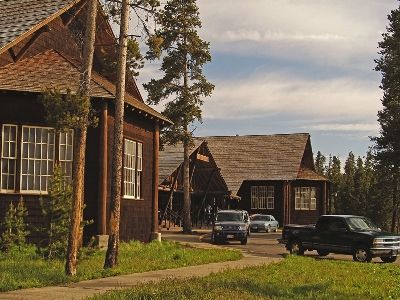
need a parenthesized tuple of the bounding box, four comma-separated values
(216, 212, 243, 222)
(346, 217, 378, 231)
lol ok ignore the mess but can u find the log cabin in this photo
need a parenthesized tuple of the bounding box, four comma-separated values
(159, 134, 328, 227)
(0, 0, 172, 243)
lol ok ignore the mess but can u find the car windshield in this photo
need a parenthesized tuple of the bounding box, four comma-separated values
(346, 217, 378, 231)
(252, 215, 270, 221)
(216, 212, 243, 222)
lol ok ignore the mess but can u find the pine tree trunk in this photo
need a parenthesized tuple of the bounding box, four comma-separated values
(391, 171, 399, 232)
(65, 0, 97, 276)
(182, 42, 192, 234)
(182, 133, 192, 233)
(104, 0, 130, 269)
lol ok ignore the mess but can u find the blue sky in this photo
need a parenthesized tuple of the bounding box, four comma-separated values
(135, 0, 399, 161)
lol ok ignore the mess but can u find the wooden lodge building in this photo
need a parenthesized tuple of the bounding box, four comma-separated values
(159, 134, 329, 227)
(0, 0, 172, 242)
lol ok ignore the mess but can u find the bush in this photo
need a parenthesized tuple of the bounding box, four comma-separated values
(37, 165, 72, 259)
(0, 197, 29, 252)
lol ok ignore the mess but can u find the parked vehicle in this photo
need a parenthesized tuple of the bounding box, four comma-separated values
(211, 210, 250, 245)
(250, 214, 279, 233)
(279, 215, 400, 263)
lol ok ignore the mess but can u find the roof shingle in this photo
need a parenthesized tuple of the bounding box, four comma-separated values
(160, 134, 327, 196)
(0, 49, 172, 123)
(0, 0, 80, 53)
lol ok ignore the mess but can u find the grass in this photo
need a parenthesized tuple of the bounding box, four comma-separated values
(0, 241, 242, 292)
(90, 255, 400, 300)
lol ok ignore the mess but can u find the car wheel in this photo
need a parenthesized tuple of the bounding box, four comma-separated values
(266, 226, 271, 233)
(380, 256, 397, 263)
(241, 237, 248, 245)
(317, 250, 329, 257)
(353, 246, 372, 262)
(289, 239, 304, 255)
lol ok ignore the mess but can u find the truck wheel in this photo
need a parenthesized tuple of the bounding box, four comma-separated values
(317, 250, 329, 257)
(211, 233, 218, 244)
(381, 256, 397, 263)
(289, 240, 304, 255)
(352, 246, 372, 262)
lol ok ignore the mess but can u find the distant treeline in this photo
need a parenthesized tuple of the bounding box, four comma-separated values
(315, 151, 398, 232)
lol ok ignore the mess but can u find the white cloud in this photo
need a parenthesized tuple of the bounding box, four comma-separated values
(201, 72, 382, 123)
(304, 123, 379, 133)
(197, 0, 396, 69)
(222, 29, 346, 43)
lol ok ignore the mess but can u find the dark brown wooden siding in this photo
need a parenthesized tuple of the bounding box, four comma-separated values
(290, 180, 325, 225)
(237, 181, 285, 226)
(0, 92, 54, 243)
(237, 179, 327, 226)
(0, 92, 157, 243)
(107, 106, 155, 242)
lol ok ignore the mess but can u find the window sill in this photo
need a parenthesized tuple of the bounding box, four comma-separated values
(0, 191, 48, 195)
(122, 196, 144, 200)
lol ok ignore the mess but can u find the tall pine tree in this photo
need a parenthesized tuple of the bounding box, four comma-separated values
(326, 155, 342, 213)
(315, 151, 326, 176)
(374, 5, 400, 232)
(144, 0, 214, 233)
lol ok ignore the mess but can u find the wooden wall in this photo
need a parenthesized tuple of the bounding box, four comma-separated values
(106, 105, 156, 242)
(290, 180, 326, 225)
(237, 179, 327, 226)
(237, 181, 284, 225)
(0, 92, 157, 243)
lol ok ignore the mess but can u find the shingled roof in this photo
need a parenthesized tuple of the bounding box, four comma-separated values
(159, 134, 327, 196)
(0, 49, 172, 123)
(0, 0, 80, 54)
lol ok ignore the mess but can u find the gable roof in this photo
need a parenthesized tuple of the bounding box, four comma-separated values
(0, 49, 172, 123)
(159, 133, 327, 196)
(0, 0, 81, 55)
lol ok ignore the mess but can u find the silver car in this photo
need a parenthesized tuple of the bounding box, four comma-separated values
(250, 214, 279, 233)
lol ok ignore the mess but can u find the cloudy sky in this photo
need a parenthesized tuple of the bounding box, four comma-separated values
(135, 0, 398, 160)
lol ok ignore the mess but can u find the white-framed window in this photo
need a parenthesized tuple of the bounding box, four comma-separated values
(251, 186, 274, 209)
(295, 187, 317, 210)
(0, 124, 74, 194)
(20, 126, 55, 193)
(123, 139, 143, 199)
(136, 142, 142, 199)
(1, 125, 17, 191)
(59, 130, 74, 182)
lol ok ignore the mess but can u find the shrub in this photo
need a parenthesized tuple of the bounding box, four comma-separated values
(0, 197, 29, 252)
(37, 165, 72, 259)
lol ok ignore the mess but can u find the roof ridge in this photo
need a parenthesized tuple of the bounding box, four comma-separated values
(194, 133, 310, 138)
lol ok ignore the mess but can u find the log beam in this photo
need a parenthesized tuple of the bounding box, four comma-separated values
(97, 100, 108, 235)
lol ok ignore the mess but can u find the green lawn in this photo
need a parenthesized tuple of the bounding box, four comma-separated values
(0, 241, 242, 292)
(90, 255, 400, 300)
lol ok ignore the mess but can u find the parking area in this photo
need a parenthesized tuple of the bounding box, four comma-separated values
(162, 229, 400, 264)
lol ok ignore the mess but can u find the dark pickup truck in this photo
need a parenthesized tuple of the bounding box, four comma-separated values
(279, 215, 400, 263)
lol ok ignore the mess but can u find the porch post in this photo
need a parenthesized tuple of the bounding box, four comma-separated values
(287, 181, 291, 224)
(96, 100, 108, 247)
(151, 121, 161, 241)
(282, 181, 288, 226)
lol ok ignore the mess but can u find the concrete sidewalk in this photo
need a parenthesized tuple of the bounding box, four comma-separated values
(0, 255, 279, 300)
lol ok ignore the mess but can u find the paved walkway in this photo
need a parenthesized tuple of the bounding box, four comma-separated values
(0, 245, 280, 300)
